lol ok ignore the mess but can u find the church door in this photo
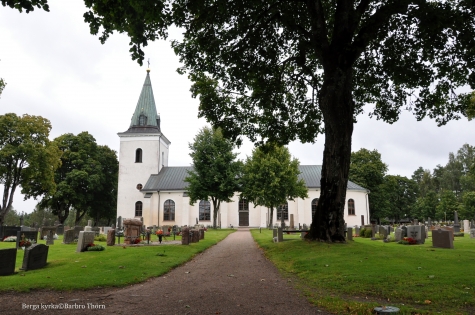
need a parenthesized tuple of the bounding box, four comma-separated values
(238, 198, 249, 227)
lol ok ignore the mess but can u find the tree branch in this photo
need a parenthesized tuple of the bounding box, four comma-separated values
(306, 0, 330, 61)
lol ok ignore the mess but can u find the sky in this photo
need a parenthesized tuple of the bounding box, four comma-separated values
(1, 1, 474, 214)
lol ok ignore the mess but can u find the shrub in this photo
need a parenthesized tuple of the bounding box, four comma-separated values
(359, 228, 366, 237)
(87, 244, 105, 251)
(364, 228, 372, 238)
(94, 234, 107, 242)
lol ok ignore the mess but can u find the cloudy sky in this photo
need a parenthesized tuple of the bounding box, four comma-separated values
(1, 1, 474, 214)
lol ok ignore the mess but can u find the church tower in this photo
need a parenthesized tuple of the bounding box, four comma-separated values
(116, 69, 170, 224)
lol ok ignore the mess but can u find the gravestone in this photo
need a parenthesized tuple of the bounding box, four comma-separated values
(1, 226, 21, 240)
(395, 228, 403, 242)
(347, 227, 353, 241)
(107, 229, 116, 246)
(378, 226, 387, 239)
(123, 219, 142, 244)
(428, 217, 432, 227)
(181, 227, 190, 245)
(441, 226, 455, 240)
(289, 214, 294, 230)
(277, 227, 283, 242)
(84, 220, 92, 232)
(56, 224, 64, 235)
(432, 229, 454, 249)
(199, 228, 205, 240)
(63, 229, 75, 244)
(401, 226, 407, 238)
(103, 227, 112, 235)
(463, 220, 470, 233)
(453, 211, 461, 233)
(470, 229, 475, 239)
(73, 226, 84, 239)
(91, 227, 100, 236)
(76, 231, 95, 252)
(16, 230, 38, 248)
(46, 230, 54, 245)
(192, 229, 200, 243)
(20, 244, 49, 271)
(355, 226, 360, 236)
(0, 248, 17, 276)
(273, 229, 277, 238)
(117, 216, 123, 230)
(413, 219, 418, 225)
(40, 226, 57, 240)
(406, 225, 424, 244)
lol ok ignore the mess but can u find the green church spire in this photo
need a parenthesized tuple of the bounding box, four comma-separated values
(128, 69, 160, 132)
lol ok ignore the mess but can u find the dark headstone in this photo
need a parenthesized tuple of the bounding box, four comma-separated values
(117, 216, 122, 229)
(401, 226, 407, 238)
(181, 227, 190, 245)
(107, 229, 116, 246)
(63, 229, 75, 244)
(199, 228, 205, 240)
(56, 224, 64, 235)
(379, 226, 387, 239)
(45, 230, 54, 245)
(347, 227, 353, 241)
(432, 229, 454, 249)
(20, 244, 49, 271)
(453, 211, 461, 233)
(16, 230, 38, 249)
(0, 248, 17, 276)
(1, 226, 21, 240)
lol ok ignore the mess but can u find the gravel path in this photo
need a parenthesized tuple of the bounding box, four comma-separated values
(1, 228, 331, 315)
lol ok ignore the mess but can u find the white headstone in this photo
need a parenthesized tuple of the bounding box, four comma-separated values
(406, 225, 423, 244)
(76, 231, 96, 252)
(463, 220, 470, 233)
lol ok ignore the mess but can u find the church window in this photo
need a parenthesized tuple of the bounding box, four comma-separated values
(348, 199, 355, 215)
(199, 200, 211, 221)
(239, 198, 249, 211)
(138, 114, 147, 126)
(136, 184, 143, 190)
(277, 203, 288, 221)
(164, 199, 175, 221)
(135, 201, 143, 217)
(135, 148, 142, 163)
(311, 198, 319, 218)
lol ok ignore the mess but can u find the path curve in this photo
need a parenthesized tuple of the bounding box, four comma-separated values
(1, 228, 330, 314)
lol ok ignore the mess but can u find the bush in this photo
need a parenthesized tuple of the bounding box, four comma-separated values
(87, 245, 105, 251)
(94, 234, 107, 242)
(359, 228, 366, 237)
(364, 228, 373, 238)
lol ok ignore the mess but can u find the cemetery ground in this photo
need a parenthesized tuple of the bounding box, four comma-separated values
(252, 229, 475, 314)
(0, 229, 473, 314)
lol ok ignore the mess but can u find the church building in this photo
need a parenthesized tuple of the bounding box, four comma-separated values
(116, 70, 370, 228)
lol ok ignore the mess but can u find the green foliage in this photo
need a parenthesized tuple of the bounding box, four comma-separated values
(86, 244, 105, 251)
(0, 77, 5, 97)
(436, 190, 460, 221)
(359, 228, 366, 237)
(38, 132, 118, 225)
(1, 0, 49, 13)
(363, 228, 372, 238)
(381, 175, 418, 222)
(461, 191, 475, 220)
(94, 234, 107, 242)
(185, 127, 241, 228)
(241, 144, 308, 228)
(0, 113, 61, 226)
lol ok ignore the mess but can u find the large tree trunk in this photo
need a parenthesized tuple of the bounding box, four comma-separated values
(211, 198, 220, 228)
(268, 207, 274, 228)
(307, 66, 354, 242)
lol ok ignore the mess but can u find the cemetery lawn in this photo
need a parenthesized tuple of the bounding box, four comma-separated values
(0, 229, 233, 292)
(251, 229, 475, 315)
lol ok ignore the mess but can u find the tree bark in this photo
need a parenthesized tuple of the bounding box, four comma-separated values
(307, 66, 354, 242)
(268, 207, 274, 228)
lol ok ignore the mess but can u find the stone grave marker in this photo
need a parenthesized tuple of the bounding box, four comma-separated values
(40, 226, 57, 240)
(46, 230, 54, 245)
(470, 229, 475, 239)
(84, 220, 92, 232)
(453, 211, 461, 233)
(107, 229, 116, 246)
(199, 228, 205, 240)
(123, 219, 142, 244)
(406, 225, 424, 244)
(432, 229, 454, 249)
(395, 228, 403, 242)
(378, 226, 387, 239)
(73, 226, 84, 239)
(56, 224, 64, 235)
(441, 226, 455, 240)
(181, 227, 190, 245)
(20, 244, 49, 271)
(347, 227, 353, 241)
(273, 229, 277, 238)
(103, 227, 111, 235)
(91, 227, 100, 236)
(401, 226, 407, 238)
(463, 220, 470, 233)
(76, 231, 95, 252)
(1, 226, 21, 240)
(414, 219, 418, 225)
(355, 226, 360, 236)
(16, 230, 38, 248)
(0, 248, 17, 276)
(191, 229, 200, 243)
(289, 214, 294, 229)
(277, 227, 283, 242)
(63, 229, 75, 244)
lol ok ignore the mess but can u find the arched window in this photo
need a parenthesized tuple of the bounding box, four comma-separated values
(164, 199, 175, 221)
(277, 203, 288, 221)
(138, 114, 147, 126)
(348, 199, 355, 215)
(135, 148, 142, 163)
(135, 201, 143, 217)
(199, 200, 211, 221)
(311, 198, 319, 218)
(239, 198, 249, 211)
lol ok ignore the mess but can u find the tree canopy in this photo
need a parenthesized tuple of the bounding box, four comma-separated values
(241, 144, 308, 228)
(81, 0, 475, 241)
(185, 127, 241, 228)
(38, 132, 118, 225)
(0, 113, 61, 225)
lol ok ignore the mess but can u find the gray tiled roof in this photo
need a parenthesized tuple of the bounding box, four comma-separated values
(142, 165, 367, 192)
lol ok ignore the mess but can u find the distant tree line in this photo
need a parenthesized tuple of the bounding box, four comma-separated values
(0, 113, 118, 227)
(349, 144, 475, 223)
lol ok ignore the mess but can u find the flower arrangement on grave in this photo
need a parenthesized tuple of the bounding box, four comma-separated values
(133, 238, 141, 244)
(19, 239, 32, 248)
(398, 237, 417, 245)
(85, 243, 105, 251)
(156, 229, 163, 236)
(156, 229, 164, 243)
(3, 236, 16, 242)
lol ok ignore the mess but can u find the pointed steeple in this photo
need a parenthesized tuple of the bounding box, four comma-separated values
(126, 69, 161, 133)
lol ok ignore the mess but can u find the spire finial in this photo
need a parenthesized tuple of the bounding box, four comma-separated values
(146, 58, 150, 73)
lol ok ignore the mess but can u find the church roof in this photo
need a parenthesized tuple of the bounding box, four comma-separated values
(123, 70, 161, 134)
(141, 165, 368, 192)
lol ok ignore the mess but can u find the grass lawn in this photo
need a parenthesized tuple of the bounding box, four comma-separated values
(251, 229, 475, 315)
(0, 229, 233, 292)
